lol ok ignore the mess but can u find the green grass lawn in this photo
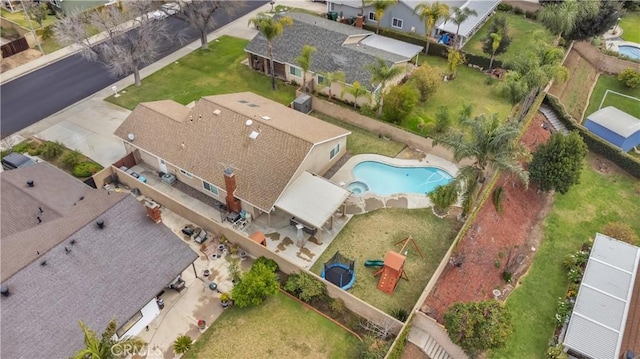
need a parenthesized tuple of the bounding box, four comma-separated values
(1, 7, 57, 30)
(403, 56, 513, 133)
(310, 208, 460, 315)
(106, 36, 297, 110)
(489, 155, 640, 359)
(311, 112, 406, 157)
(620, 11, 640, 43)
(185, 291, 360, 359)
(463, 12, 554, 63)
(584, 74, 640, 120)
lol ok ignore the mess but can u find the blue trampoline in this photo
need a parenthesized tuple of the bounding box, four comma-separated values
(321, 251, 355, 290)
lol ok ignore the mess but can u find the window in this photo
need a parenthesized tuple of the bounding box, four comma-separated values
(317, 74, 325, 86)
(203, 181, 219, 196)
(392, 18, 403, 29)
(289, 66, 302, 78)
(368, 11, 376, 21)
(179, 169, 193, 178)
(330, 143, 340, 160)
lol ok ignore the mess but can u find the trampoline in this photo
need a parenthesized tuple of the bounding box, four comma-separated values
(321, 251, 356, 290)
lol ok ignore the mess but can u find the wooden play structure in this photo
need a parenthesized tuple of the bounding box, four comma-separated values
(374, 236, 424, 295)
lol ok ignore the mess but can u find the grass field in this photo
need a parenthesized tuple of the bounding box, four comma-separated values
(620, 11, 640, 43)
(185, 291, 361, 359)
(310, 208, 460, 315)
(106, 36, 297, 110)
(0, 7, 57, 30)
(463, 12, 554, 63)
(311, 112, 406, 157)
(584, 74, 640, 121)
(489, 155, 640, 358)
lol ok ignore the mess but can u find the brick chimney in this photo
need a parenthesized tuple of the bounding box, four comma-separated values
(355, 15, 363, 29)
(223, 168, 242, 213)
(145, 200, 162, 224)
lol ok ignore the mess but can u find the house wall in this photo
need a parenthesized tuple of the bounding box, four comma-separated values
(584, 120, 627, 151)
(298, 137, 348, 177)
(120, 297, 160, 339)
(329, 2, 426, 36)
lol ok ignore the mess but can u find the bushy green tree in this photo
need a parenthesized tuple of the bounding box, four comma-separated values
(410, 64, 440, 102)
(566, 0, 624, 40)
(381, 85, 418, 124)
(481, 16, 511, 59)
(444, 300, 513, 357)
(367, 57, 406, 119)
(254, 256, 279, 273)
(284, 272, 326, 302)
(231, 262, 278, 308)
(38, 141, 64, 160)
(529, 131, 587, 194)
(618, 68, 640, 88)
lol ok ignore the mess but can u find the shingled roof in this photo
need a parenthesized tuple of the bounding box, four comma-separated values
(245, 12, 415, 88)
(114, 92, 350, 212)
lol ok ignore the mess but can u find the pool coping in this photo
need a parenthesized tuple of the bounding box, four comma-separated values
(605, 39, 640, 58)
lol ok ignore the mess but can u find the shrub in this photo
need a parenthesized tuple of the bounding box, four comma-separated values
(72, 162, 102, 177)
(284, 272, 326, 302)
(547, 343, 568, 359)
(173, 335, 193, 354)
(562, 253, 578, 270)
(555, 297, 573, 324)
(618, 68, 640, 89)
(60, 150, 83, 169)
(0, 26, 21, 40)
(410, 65, 440, 102)
(432, 106, 451, 134)
(482, 16, 512, 59)
(429, 183, 458, 215)
(602, 222, 640, 245)
(497, 3, 512, 11)
(390, 308, 409, 322)
(567, 267, 583, 283)
(512, 6, 524, 15)
(38, 141, 64, 160)
(231, 262, 278, 308)
(524, 10, 538, 20)
(484, 76, 497, 86)
(330, 298, 346, 315)
(502, 271, 512, 283)
(254, 256, 279, 273)
(382, 85, 418, 124)
(492, 186, 504, 213)
(12, 140, 35, 155)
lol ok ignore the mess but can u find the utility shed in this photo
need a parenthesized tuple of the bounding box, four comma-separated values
(584, 106, 640, 152)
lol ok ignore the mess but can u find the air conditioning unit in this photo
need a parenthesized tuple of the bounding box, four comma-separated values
(161, 173, 177, 185)
(293, 94, 312, 114)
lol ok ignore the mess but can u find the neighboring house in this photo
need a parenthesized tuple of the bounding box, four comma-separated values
(326, 0, 499, 47)
(0, 163, 197, 359)
(563, 233, 640, 359)
(584, 106, 640, 152)
(114, 92, 351, 237)
(49, 0, 116, 14)
(245, 12, 422, 106)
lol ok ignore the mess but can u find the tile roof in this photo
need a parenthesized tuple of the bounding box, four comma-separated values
(245, 12, 411, 88)
(0, 195, 197, 359)
(114, 92, 349, 212)
(0, 163, 125, 281)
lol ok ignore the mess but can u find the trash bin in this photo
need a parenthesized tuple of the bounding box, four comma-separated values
(328, 11, 338, 21)
(156, 298, 165, 310)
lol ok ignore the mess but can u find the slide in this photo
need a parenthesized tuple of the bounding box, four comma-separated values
(364, 259, 384, 267)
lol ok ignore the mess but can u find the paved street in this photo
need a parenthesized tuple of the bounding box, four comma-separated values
(0, 1, 267, 137)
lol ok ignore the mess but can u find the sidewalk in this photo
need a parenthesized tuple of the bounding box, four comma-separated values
(8, 1, 326, 166)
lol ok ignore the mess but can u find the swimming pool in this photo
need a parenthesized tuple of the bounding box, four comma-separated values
(350, 161, 453, 196)
(618, 45, 640, 60)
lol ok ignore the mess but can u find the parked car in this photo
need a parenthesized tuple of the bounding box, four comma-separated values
(161, 2, 180, 15)
(1, 152, 36, 170)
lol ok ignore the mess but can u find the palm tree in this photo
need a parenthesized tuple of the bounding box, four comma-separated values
(318, 70, 346, 99)
(367, 58, 405, 119)
(488, 32, 502, 70)
(370, 0, 397, 34)
(341, 81, 372, 109)
(73, 320, 146, 359)
(450, 6, 477, 49)
(538, 0, 598, 43)
(173, 335, 193, 354)
(294, 45, 316, 93)
(433, 112, 529, 214)
(414, 1, 450, 54)
(248, 13, 294, 90)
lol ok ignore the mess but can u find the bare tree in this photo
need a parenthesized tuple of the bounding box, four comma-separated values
(176, 0, 240, 50)
(360, 318, 398, 340)
(26, 2, 48, 28)
(54, 0, 171, 86)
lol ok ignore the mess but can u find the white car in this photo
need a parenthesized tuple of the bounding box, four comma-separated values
(161, 2, 180, 16)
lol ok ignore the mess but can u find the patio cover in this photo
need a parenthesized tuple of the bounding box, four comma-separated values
(275, 172, 350, 229)
(359, 35, 424, 60)
(437, 0, 501, 38)
(563, 233, 640, 359)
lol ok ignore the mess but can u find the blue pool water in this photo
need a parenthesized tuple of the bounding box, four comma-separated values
(618, 45, 640, 60)
(351, 161, 453, 196)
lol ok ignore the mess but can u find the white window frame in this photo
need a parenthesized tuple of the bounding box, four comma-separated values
(317, 74, 325, 86)
(179, 169, 193, 178)
(330, 143, 340, 160)
(368, 11, 376, 22)
(203, 181, 219, 195)
(289, 65, 302, 78)
(392, 17, 403, 29)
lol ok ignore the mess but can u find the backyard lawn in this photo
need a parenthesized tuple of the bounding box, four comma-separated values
(310, 208, 460, 315)
(0, 7, 57, 30)
(620, 11, 640, 43)
(584, 74, 640, 121)
(489, 155, 640, 358)
(185, 291, 361, 359)
(106, 36, 297, 110)
(463, 12, 554, 62)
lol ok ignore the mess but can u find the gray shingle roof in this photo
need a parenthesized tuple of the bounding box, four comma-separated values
(245, 12, 412, 88)
(0, 195, 198, 359)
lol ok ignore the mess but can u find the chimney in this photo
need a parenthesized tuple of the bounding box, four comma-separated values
(223, 168, 242, 213)
(96, 220, 105, 229)
(26, 180, 34, 187)
(145, 200, 162, 224)
(355, 15, 363, 29)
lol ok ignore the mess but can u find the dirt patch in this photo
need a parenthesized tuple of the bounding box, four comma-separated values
(548, 48, 598, 121)
(422, 114, 554, 323)
(401, 342, 429, 359)
(0, 49, 42, 73)
(276, 236, 293, 252)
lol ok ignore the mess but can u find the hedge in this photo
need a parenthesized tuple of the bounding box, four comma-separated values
(362, 24, 503, 70)
(544, 95, 640, 178)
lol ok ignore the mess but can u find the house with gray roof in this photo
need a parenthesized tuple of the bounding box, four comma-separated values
(113, 92, 351, 238)
(326, 0, 499, 48)
(0, 163, 197, 359)
(245, 12, 422, 106)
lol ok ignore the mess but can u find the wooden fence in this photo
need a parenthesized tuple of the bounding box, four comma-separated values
(1, 37, 29, 58)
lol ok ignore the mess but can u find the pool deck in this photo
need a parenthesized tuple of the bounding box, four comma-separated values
(603, 25, 640, 58)
(330, 154, 459, 214)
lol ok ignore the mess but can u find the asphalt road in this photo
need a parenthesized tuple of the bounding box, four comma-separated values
(0, 1, 267, 137)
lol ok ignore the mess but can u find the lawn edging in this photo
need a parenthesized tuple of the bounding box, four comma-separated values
(278, 288, 362, 342)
